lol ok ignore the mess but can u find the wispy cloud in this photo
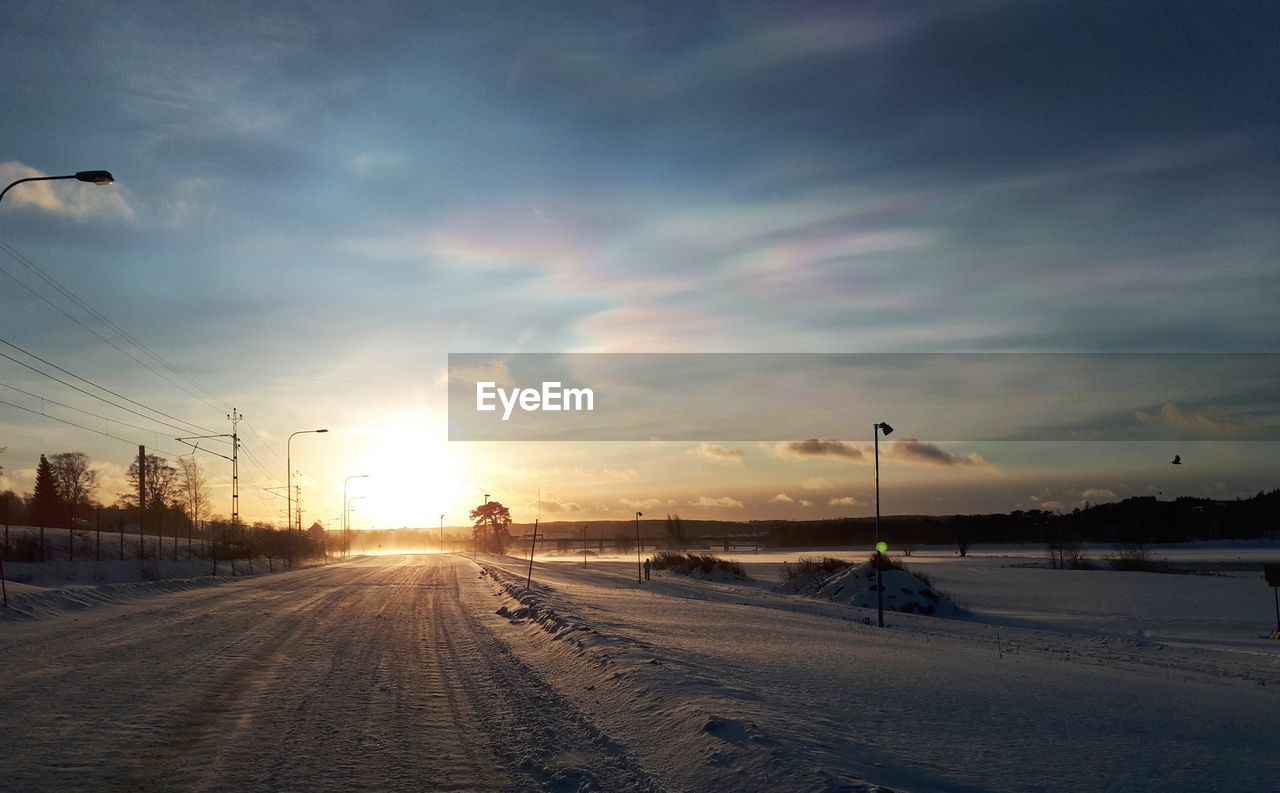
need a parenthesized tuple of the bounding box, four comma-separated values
(531, 492, 584, 514)
(802, 476, 834, 490)
(621, 497, 673, 510)
(829, 496, 862, 507)
(768, 493, 794, 503)
(689, 443, 745, 464)
(689, 495, 743, 509)
(777, 439, 864, 462)
(1136, 403, 1262, 438)
(889, 437, 985, 467)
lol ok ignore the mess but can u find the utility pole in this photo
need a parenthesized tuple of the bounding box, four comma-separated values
(176, 419, 242, 571)
(582, 525, 588, 567)
(229, 408, 241, 548)
(138, 445, 146, 561)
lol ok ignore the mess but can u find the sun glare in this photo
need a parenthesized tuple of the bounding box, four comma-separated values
(341, 420, 470, 529)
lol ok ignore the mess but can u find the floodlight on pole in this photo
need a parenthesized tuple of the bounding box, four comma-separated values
(635, 512, 643, 583)
(1, 169, 115, 206)
(874, 421, 892, 628)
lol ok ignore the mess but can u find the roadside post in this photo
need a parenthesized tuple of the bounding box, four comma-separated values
(876, 540, 888, 628)
(1266, 564, 1280, 639)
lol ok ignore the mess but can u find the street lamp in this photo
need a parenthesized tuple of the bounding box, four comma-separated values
(1, 170, 115, 206)
(343, 474, 368, 559)
(439, 513, 445, 554)
(347, 497, 364, 550)
(635, 511, 643, 583)
(287, 429, 328, 565)
(873, 420, 894, 628)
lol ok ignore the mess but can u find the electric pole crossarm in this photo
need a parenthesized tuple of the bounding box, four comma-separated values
(174, 437, 234, 462)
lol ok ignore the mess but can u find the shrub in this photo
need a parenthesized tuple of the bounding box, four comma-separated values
(652, 550, 745, 578)
(778, 555, 850, 585)
(1046, 538, 1089, 570)
(1106, 544, 1167, 573)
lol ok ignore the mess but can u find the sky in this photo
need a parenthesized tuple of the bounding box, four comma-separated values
(0, 1, 1277, 529)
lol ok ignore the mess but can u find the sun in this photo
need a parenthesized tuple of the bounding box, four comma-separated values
(341, 420, 471, 529)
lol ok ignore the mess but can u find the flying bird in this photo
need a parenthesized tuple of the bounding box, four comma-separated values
(1170, 454, 1181, 465)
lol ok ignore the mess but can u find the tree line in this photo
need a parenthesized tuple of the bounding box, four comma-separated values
(1, 449, 329, 565)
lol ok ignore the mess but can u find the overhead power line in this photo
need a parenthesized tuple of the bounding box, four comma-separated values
(0, 237, 234, 414)
(0, 379, 228, 441)
(0, 337, 218, 436)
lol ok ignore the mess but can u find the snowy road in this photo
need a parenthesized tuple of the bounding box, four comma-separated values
(0, 555, 655, 793)
(6, 552, 1278, 792)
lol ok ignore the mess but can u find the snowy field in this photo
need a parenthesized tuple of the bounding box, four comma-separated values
(1, 549, 1277, 791)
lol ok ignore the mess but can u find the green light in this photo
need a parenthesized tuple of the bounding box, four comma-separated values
(875, 541, 888, 553)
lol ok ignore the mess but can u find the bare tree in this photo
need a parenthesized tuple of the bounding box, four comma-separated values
(49, 451, 98, 522)
(123, 454, 179, 511)
(177, 456, 211, 526)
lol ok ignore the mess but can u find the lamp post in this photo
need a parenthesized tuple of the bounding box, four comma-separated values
(635, 511, 643, 584)
(873, 420, 894, 628)
(0, 170, 114, 206)
(439, 513, 445, 554)
(287, 428, 328, 565)
(582, 525, 588, 568)
(343, 474, 368, 559)
(347, 498, 364, 552)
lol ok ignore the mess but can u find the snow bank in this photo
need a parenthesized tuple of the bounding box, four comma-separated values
(0, 574, 228, 620)
(795, 563, 959, 617)
(479, 562, 889, 792)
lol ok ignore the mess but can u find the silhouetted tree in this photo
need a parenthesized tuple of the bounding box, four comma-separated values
(665, 513, 687, 549)
(49, 451, 98, 524)
(31, 454, 63, 527)
(123, 454, 179, 511)
(469, 500, 512, 554)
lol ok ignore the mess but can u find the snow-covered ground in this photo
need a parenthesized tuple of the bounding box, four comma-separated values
(485, 545, 1280, 791)
(2, 548, 1277, 791)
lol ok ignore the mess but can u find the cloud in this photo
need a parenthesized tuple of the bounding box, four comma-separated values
(448, 359, 514, 387)
(768, 493, 794, 503)
(1135, 403, 1260, 437)
(689, 496, 743, 509)
(531, 493, 584, 514)
(347, 150, 409, 177)
(1030, 495, 1067, 512)
(801, 476, 834, 490)
(777, 438, 863, 461)
(829, 496, 862, 507)
(1080, 488, 1117, 502)
(689, 443, 745, 464)
(621, 497, 674, 510)
(889, 437, 985, 467)
(798, 499, 813, 507)
(0, 161, 133, 221)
